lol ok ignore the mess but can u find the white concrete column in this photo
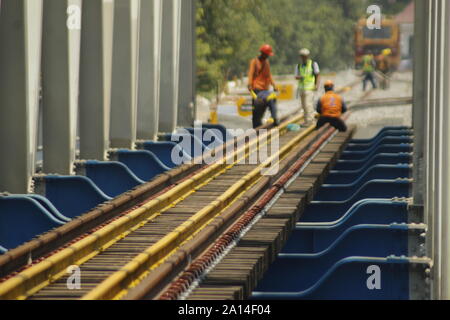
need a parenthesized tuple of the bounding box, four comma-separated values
(441, 0, 450, 300)
(412, 0, 428, 206)
(136, 0, 162, 141)
(427, 0, 446, 300)
(79, 0, 114, 160)
(159, 0, 181, 133)
(41, 0, 81, 174)
(0, 0, 43, 193)
(424, 0, 436, 298)
(177, 0, 196, 127)
(110, 0, 140, 148)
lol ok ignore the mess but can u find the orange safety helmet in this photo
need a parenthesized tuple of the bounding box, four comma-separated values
(260, 44, 274, 56)
(324, 80, 334, 89)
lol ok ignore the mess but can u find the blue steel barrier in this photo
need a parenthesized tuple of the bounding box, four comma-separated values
(339, 144, 413, 161)
(325, 164, 411, 184)
(25, 194, 72, 223)
(161, 133, 212, 159)
(345, 136, 413, 151)
(79, 161, 145, 198)
(349, 127, 412, 144)
(137, 141, 192, 168)
(252, 256, 423, 300)
(334, 153, 412, 171)
(297, 199, 409, 227)
(282, 223, 412, 254)
(35, 175, 111, 219)
(256, 226, 423, 292)
(0, 195, 66, 251)
(300, 198, 409, 223)
(313, 179, 411, 202)
(3, 124, 231, 253)
(110, 150, 170, 181)
(251, 126, 420, 300)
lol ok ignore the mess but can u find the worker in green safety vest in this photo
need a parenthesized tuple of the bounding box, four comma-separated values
(295, 48, 320, 126)
(362, 52, 377, 91)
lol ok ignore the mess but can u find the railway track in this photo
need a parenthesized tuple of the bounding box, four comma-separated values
(0, 114, 321, 300)
(0, 75, 410, 300)
(154, 121, 353, 300)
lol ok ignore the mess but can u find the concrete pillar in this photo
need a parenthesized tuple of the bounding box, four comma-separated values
(424, 0, 436, 298)
(0, 0, 43, 193)
(79, 0, 114, 160)
(441, 0, 450, 300)
(412, 0, 429, 206)
(431, 0, 446, 300)
(136, 0, 162, 141)
(177, 0, 196, 127)
(110, 0, 140, 148)
(41, 0, 81, 174)
(424, 0, 450, 300)
(159, 0, 181, 133)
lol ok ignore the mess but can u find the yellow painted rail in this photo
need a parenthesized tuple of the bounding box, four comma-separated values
(0, 115, 302, 300)
(83, 124, 316, 300)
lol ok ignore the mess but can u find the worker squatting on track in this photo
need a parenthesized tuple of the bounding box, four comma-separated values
(316, 80, 348, 132)
(247, 44, 279, 129)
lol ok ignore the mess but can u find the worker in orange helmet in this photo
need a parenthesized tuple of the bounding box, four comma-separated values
(316, 80, 348, 132)
(247, 44, 279, 128)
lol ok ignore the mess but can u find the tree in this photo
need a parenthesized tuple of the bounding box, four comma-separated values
(196, 0, 410, 94)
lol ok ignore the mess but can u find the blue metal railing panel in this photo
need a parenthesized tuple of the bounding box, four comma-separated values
(25, 194, 71, 223)
(139, 141, 191, 168)
(161, 133, 212, 159)
(251, 126, 420, 300)
(345, 136, 413, 151)
(41, 175, 111, 219)
(350, 127, 412, 144)
(114, 150, 170, 182)
(325, 164, 411, 184)
(83, 161, 145, 198)
(282, 224, 410, 254)
(297, 199, 408, 227)
(257, 225, 414, 292)
(340, 144, 413, 161)
(333, 153, 412, 171)
(0, 196, 66, 251)
(313, 179, 411, 202)
(252, 257, 412, 300)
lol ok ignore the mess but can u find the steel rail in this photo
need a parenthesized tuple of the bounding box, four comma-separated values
(82, 124, 316, 300)
(157, 115, 352, 300)
(123, 125, 334, 300)
(0, 115, 302, 300)
(0, 112, 297, 279)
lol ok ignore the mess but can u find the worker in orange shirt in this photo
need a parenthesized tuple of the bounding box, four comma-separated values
(248, 44, 278, 128)
(316, 80, 348, 132)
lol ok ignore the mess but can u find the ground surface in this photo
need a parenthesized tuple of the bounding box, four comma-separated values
(196, 68, 413, 139)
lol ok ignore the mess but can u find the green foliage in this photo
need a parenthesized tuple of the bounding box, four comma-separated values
(371, 0, 412, 15)
(196, 0, 410, 94)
